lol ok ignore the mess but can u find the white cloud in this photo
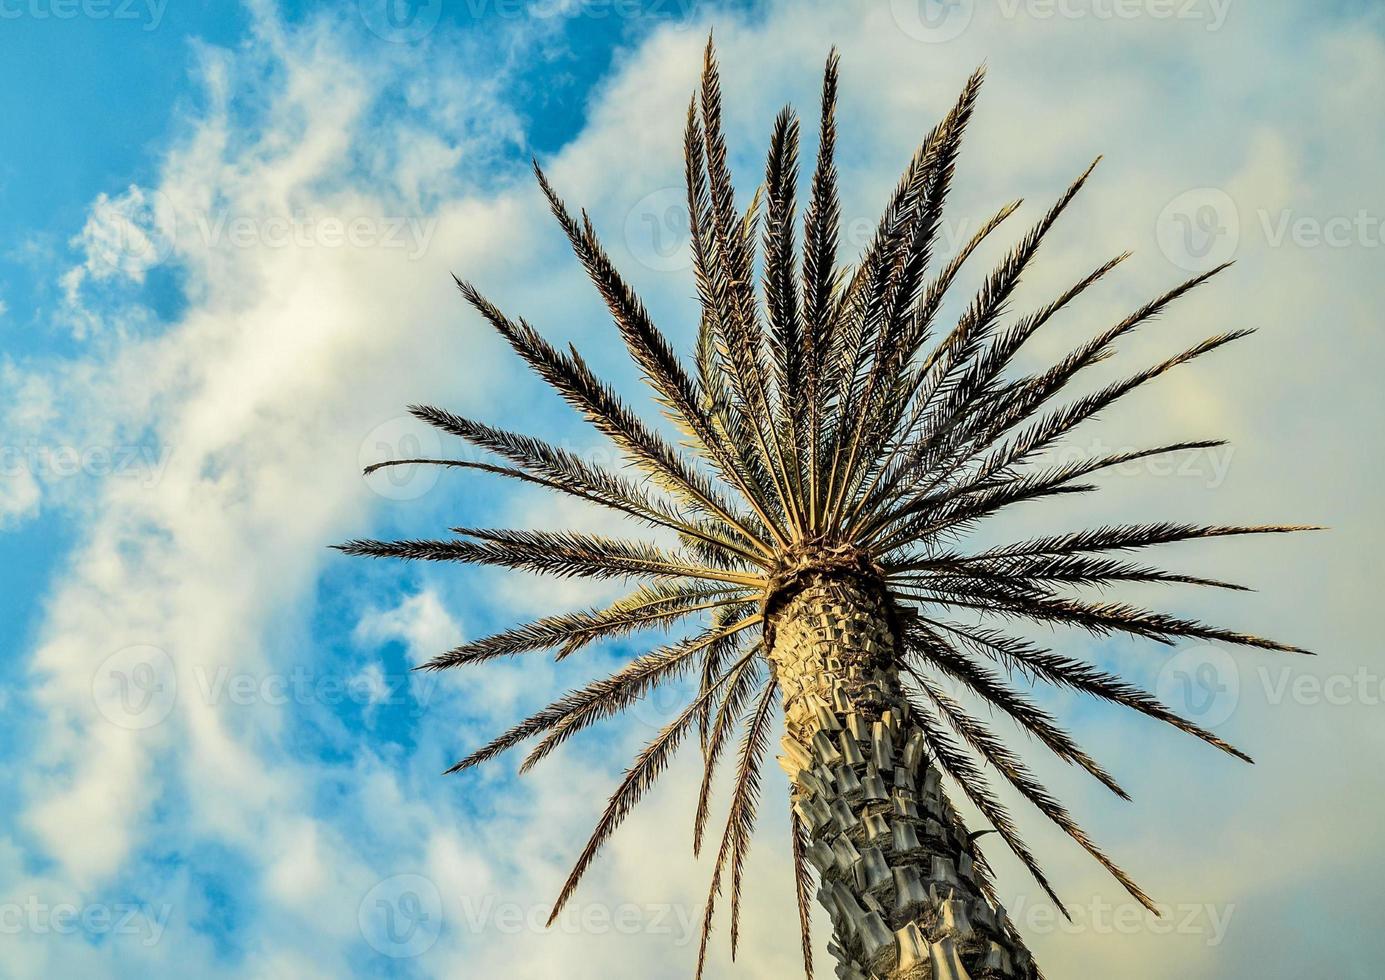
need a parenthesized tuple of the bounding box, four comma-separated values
(0, 464, 40, 528)
(355, 591, 465, 667)
(4, 1, 1382, 977)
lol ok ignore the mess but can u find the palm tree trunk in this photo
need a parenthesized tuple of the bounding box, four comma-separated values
(766, 571, 1039, 980)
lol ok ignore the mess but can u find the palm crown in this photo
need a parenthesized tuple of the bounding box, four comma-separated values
(340, 40, 1310, 977)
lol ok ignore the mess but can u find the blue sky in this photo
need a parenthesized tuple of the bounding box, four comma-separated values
(0, 0, 733, 764)
(1, 1, 1382, 978)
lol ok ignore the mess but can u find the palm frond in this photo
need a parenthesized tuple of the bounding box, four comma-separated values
(456, 279, 772, 552)
(424, 581, 750, 670)
(820, 67, 985, 533)
(788, 806, 814, 979)
(693, 654, 764, 855)
(548, 646, 759, 927)
(800, 49, 842, 525)
(923, 616, 1252, 761)
(763, 107, 805, 500)
(903, 587, 1310, 653)
(909, 667, 1156, 912)
(900, 680, 1071, 915)
(970, 521, 1321, 561)
(697, 41, 801, 536)
(694, 676, 777, 977)
(904, 621, 1128, 798)
(336, 530, 766, 588)
(444, 617, 754, 774)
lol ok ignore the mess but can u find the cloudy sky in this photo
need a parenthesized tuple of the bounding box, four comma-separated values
(1, 1, 1382, 977)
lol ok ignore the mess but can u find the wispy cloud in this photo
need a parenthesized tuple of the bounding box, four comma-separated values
(2, 1, 1381, 977)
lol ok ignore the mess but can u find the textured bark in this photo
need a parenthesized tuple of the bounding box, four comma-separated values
(766, 572, 1040, 980)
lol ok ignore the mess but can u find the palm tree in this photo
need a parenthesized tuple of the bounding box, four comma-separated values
(339, 41, 1311, 980)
